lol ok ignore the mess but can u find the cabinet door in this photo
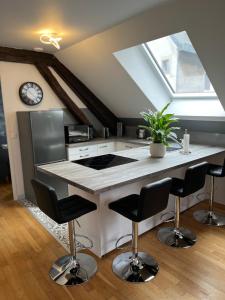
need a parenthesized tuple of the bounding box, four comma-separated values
(98, 142, 114, 155)
(67, 145, 98, 161)
(115, 142, 138, 151)
(67, 147, 79, 160)
(78, 145, 98, 155)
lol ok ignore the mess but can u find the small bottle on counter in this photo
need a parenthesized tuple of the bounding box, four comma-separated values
(183, 129, 190, 154)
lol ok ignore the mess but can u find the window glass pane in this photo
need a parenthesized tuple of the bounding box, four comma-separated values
(146, 31, 215, 94)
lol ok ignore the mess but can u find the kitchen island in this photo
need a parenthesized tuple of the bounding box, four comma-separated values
(38, 143, 225, 257)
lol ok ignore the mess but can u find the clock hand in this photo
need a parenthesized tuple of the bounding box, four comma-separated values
(27, 89, 36, 99)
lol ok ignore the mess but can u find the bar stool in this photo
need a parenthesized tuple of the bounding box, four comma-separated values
(158, 162, 208, 248)
(31, 178, 97, 286)
(109, 177, 172, 283)
(193, 160, 225, 226)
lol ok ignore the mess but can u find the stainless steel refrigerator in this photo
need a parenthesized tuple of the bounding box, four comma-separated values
(17, 110, 68, 203)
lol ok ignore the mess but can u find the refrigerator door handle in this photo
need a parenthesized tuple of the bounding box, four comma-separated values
(1, 144, 8, 150)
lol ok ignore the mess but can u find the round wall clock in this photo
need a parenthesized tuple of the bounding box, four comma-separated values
(19, 82, 43, 106)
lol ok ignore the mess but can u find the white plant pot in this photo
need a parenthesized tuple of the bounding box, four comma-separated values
(150, 143, 166, 158)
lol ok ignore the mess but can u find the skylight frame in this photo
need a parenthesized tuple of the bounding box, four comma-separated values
(143, 41, 218, 100)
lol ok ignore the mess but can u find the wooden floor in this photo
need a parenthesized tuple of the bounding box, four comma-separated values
(1, 183, 225, 300)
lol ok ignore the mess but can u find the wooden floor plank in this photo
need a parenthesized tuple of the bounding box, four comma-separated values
(0, 182, 225, 300)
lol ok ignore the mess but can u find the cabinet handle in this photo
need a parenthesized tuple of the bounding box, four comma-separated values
(79, 147, 89, 151)
(80, 154, 89, 158)
(99, 145, 108, 148)
(125, 145, 133, 148)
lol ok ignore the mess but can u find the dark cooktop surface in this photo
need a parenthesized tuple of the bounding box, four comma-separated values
(73, 154, 137, 170)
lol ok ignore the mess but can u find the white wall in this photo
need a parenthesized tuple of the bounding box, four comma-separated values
(114, 45, 169, 112)
(0, 62, 84, 200)
(56, 0, 225, 117)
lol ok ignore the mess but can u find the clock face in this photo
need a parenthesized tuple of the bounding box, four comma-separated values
(19, 82, 43, 106)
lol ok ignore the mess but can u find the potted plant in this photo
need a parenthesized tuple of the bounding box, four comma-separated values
(139, 102, 179, 158)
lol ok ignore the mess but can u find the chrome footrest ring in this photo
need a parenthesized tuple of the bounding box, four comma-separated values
(65, 234, 94, 251)
(75, 234, 94, 251)
(160, 211, 175, 223)
(115, 234, 132, 250)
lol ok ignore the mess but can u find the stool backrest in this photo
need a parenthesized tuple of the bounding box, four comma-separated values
(31, 178, 59, 221)
(222, 158, 225, 176)
(183, 161, 208, 196)
(139, 177, 172, 220)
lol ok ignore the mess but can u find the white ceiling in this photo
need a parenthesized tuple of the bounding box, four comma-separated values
(0, 0, 168, 53)
(56, 0, 225, 119)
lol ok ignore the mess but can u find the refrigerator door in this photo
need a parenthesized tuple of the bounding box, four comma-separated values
(30, 110, 66, 164)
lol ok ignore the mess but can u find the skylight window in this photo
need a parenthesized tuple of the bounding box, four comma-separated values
(146, 31, 216, 96)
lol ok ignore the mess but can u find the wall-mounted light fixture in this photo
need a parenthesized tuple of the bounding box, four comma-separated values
(40, 33, 62, 49)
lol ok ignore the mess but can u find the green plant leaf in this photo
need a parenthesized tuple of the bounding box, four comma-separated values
(159, 102, 171, 116)
(139, 101, 179, 144)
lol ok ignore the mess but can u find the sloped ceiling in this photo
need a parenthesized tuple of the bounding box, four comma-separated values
(0, 0, 168, 52)
(56, 0, 225, 118)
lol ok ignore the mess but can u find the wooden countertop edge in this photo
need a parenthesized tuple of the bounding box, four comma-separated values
(37, 147, 225, 195)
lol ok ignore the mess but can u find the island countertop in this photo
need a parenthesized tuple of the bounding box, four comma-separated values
(37, 144, 225, 195)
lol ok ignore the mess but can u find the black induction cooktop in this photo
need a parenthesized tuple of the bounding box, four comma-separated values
(73, 154, 138, 170)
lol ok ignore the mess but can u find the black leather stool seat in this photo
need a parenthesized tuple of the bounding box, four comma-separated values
(170, 162, 208, 198)
(31, 178, 98, 286)
(193, 159, 225, 226)
(109, 177, 171, 283)
(109, 194, 140, 222)
(207, 163, 225, 177)
(57, 195, 97, 224)
(31, 178, 97, 224)
(158, 162, 208, 248)
(170, 178, 185, 197)
(109, 178, 172, 223)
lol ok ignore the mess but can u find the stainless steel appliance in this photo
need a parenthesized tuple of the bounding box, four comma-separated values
(17, 110, 68, 203)
(64, 124, 93, 144)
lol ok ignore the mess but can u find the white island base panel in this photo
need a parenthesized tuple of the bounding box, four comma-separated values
(69, 154, 225, 258)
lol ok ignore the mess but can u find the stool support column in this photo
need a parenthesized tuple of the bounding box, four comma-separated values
(209, 176, 214, 214)
(193, 174, 225, 226)
(49, 218, 97, 285)
(158, 195, 196, 248)
(175, 197, 180, 230)
(112, 220, 159, 282)
(68, 220, 76, 259)
(132, 222, 138, 258)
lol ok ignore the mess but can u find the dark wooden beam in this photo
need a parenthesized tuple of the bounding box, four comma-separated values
(0, 46, 54, 65)
(51, 57, 118, 134)
(0, 46, 118, 132)
(35, 63, 90, 125)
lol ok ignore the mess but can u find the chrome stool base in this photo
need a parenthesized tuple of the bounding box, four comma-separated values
(112, 251, 159, 283)
(193, 210, 225, 226)
(157, 227, 196, 248)
(49, 253, 97, 286)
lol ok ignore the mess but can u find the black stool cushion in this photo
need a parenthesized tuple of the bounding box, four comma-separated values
(31, 178, 97, 224)
(109, 178, 172, 223)
(170, 178, 185, 197)
(109, 194, 140, 222)
(207, 163, 225, 177)
(170, 162, 208, 198)
(58, 195, 97, 224)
